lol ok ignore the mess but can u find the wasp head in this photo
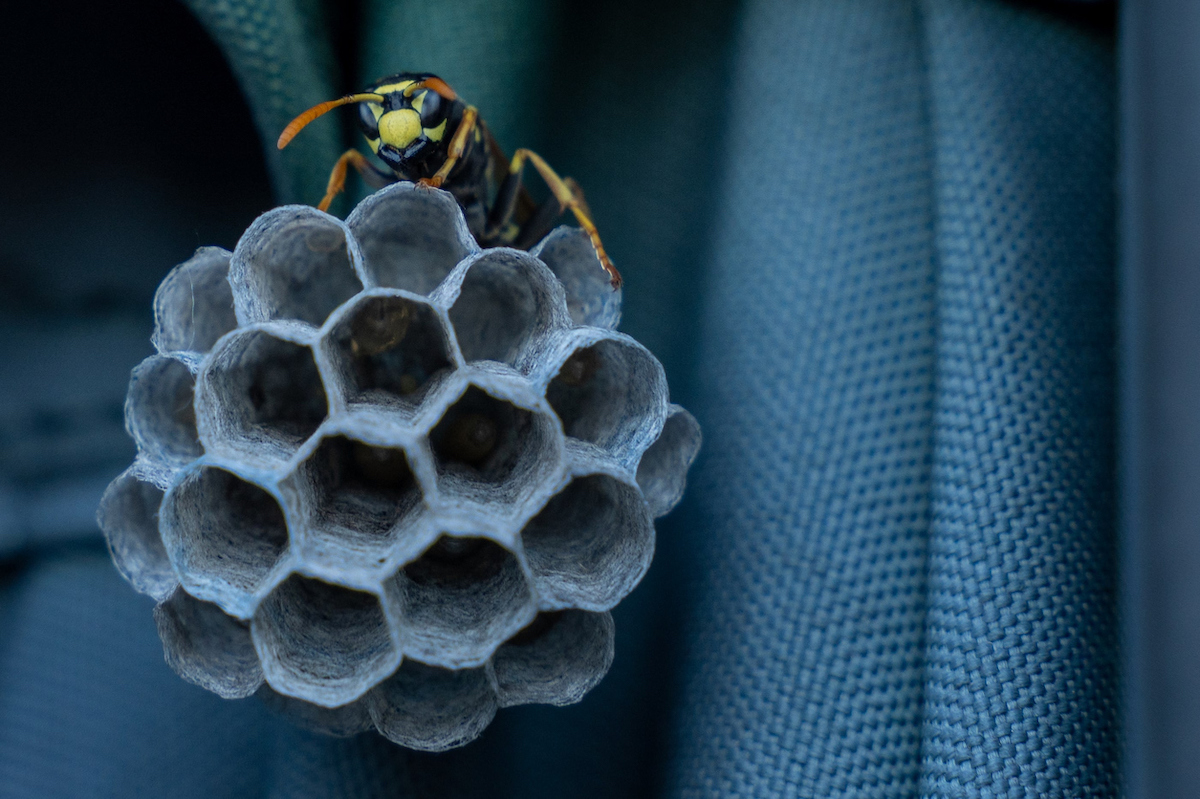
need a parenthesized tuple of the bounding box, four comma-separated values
(359, 74, 458, 179)
(276, 73, 461, 181)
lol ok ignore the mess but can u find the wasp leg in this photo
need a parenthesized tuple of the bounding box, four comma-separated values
(420, 106, 479, 189)
(318, 149, 394, 212)
(498, 149, 620, 289)
(510, 177, 594, 249)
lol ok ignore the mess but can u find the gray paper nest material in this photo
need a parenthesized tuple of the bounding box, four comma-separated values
(97, 182, 701, 751)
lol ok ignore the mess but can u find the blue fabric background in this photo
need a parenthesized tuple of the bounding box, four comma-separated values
(669, 2, 938, 794)
(0, 0, 1120, 796)
(919, 3, 1118, 795)
(1121, 1, 1200, 795)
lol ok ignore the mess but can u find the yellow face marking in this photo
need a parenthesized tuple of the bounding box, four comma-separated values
(379, 109, 422, 148)
(411, 91, 426, 114)
(367, 136, 380, 153)
(424, 118, 447, 142)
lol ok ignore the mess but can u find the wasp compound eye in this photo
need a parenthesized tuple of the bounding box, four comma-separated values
(358, 102, 380, 139)
(417, 90, 445, 129)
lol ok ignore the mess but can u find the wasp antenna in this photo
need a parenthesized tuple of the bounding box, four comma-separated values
(404, 77, 458, 101)
(277, 93, 387, 149)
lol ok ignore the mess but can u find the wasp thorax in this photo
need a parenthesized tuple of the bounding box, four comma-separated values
(380, 109, 422, 148)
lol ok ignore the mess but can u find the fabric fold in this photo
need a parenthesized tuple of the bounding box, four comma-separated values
(665, 1, 938, 795)
(182, 0, 341, 204)
(918, 2, 1119, 796)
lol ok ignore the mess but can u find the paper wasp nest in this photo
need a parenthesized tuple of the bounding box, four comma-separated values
(96, 183, 700, 751)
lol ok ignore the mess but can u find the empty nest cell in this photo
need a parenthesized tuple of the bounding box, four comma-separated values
(428, 385, 558, 507)
(155, 588, 263, 699)
(393, 535, 535, 667)
(368, 660, 497, 752)
(198, 330, 328, 461)
(291, 434, 424, 558)
(546, 337, 666, 464)
(636, 404, 702, 518)
(347, 183, 474, 295)
(160, 466, 290, 611)
(327, 294, 453, 409)
(530, 226, 623, 329)
(491, 610, 614, 707)
(254, 575, 399, 707)
(126, 355, 202, 468)
(152, 246, 238, 354)
(447, 250, 560, 368)
(520, 473, 653, 610)
(97, 470, 175, 601)
(232, 208, 363, 325)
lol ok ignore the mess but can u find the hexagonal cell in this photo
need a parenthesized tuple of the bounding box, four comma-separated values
(346, 182, 476, 294)
(196, 328, 328, 464)
(324, 293, 454, 411)
(368, 660, 497, 752)
(229, 206, 364, 326)
(160, 465, 290, 615)
(253, 575, 400, 707)
(444, 250, 566, 369)
(529, 226, 622, 329)
(287, 435, 424, 562)
(428, 384, 560, 509)
(492, 610, 615, 708)
(125, 355, 202, 468)
(637, 404, 702, 518)
(155, 587, 263, 699)
(152, 246, 238, 354)
(520, 473, 654, 610)
(545, 334, 668, 466)
(97, 469, 176, 601)
(257, 686, 374, 737)
(391, 534, 535, 667)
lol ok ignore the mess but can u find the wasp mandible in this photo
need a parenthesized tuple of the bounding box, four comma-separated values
(277, 72, 621, 289)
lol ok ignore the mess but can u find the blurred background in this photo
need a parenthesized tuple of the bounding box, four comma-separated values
(0, 0, 1196, 797)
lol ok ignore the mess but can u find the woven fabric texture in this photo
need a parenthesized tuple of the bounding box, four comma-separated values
(918, 2, 1119, 795)
(178, 0, 340, 203)
(665, 1, 938, 795)
(0, 0, 1119, 797)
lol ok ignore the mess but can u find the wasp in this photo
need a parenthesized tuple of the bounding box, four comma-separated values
(277, 72, 621, 289)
